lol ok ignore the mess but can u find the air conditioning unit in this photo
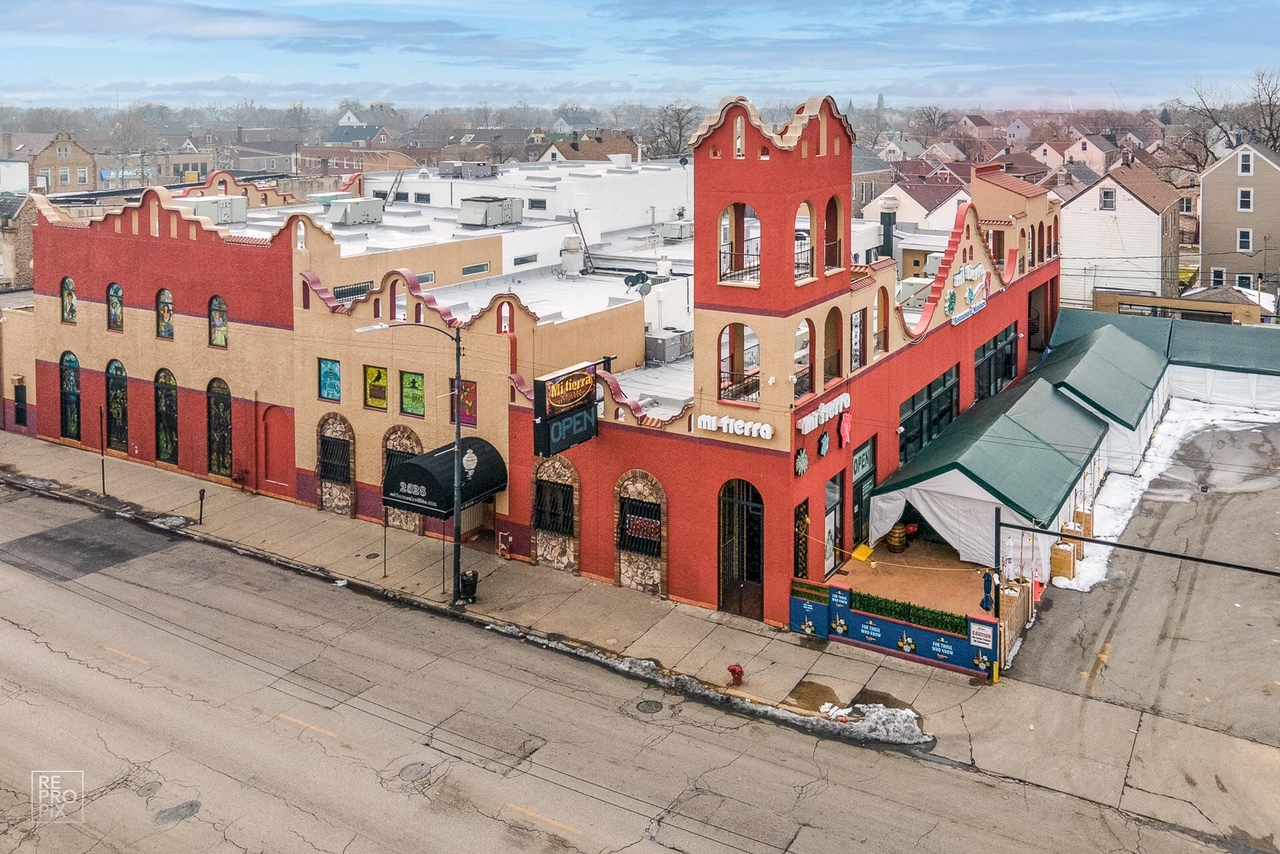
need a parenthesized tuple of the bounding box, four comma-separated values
(172, 195, 248, 225)
(644, 328, 694, 364)
(661, 220, 693, 242)
(459, 196, 524, 227)
(329, 197, 384, 225)
(439, 161, 497, 179)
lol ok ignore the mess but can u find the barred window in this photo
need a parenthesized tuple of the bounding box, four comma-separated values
(617, 497, 661, 556)
(533, 480, 574, 536)
(318, 436, 351, 484)
(793, 500, 809, 579)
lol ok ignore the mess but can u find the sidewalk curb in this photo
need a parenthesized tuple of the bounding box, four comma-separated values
(1, 473, 934, 750)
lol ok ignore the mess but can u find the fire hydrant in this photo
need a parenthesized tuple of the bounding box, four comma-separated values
(727, 664, 744, 687)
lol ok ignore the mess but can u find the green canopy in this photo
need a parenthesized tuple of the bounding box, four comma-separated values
(1049, 308, 1173, 355)
(1031, 326, 1168, 429)
(874, 378, 1109, 527)
(1169, 321, 1280, 377)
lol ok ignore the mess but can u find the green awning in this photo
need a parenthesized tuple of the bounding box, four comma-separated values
(1169, 321, 1280, 377)
(1050, 308, 1173, 355)
(874, 378, 1109, 527)
(1031, 326, 1168, 429)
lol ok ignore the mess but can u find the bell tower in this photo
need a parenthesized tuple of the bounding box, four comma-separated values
(689, 96, 856, 440)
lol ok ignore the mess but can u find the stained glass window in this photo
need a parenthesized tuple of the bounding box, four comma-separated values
(400, 371, 424, 416)
(106, 360, 128, 452)
(59, 351, 80, 440)
(155, 369, 178, 465)
(107, 283, 124, 332)
(60, 277, 77, 324)
(207, 378, 232, 477)
(156, 289, 174, 339)
(364, 366, 388, 410)
(209, 296, 228, 348)
(318, 359, 341, 402)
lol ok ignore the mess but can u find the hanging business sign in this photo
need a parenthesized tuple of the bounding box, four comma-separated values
(797, 392, 851, 435)
(534, 362, 599, 457)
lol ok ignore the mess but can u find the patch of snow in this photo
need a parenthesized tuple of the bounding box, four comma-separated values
(149, 516, 189, 530)
(1054, 398, 1280, 592)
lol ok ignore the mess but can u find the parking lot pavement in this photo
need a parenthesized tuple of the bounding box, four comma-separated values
(1012, 420, 1280, 748)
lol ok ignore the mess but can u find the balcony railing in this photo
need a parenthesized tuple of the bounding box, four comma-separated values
(793, 370, 812, 398)
(795, 245, 814, 280)
(720, 237, 762, 283)
(824, 352, 841, 383)
(872, 329, 888, 355)
(824, 239, 843, 271)
(1018, 256, 1026, 276)
(719, 370, 760, 403)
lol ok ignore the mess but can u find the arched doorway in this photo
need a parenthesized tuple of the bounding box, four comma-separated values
(262, 405, 292, 486)
(532, 456, 579, 572)
(317, 412, 355, 515)
(383, 425, 424, 533)
(207, 378, 233, 477)
(614, 470, 667, 596)
(719, 479, 764, 619)
(105, 360, 128, 452)
(154, 369, 178, 465)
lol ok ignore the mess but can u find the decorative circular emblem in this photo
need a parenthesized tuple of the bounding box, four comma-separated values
(795, 448, 810, 476)
(817, 431, 831, 457)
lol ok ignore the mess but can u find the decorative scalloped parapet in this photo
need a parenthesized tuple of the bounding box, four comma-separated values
(688, 95, 856, 152)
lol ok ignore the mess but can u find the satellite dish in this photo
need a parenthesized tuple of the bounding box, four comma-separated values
(624, 274, 638, 288)
(637, 282, 652, 297)
(679, 157, 689, 167)
(635, 271, 649, 284)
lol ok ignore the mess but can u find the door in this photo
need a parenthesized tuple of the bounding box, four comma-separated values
(824, 473, 843, 575)
(853, 475, 875, 546)
(719, 480, 764, 620)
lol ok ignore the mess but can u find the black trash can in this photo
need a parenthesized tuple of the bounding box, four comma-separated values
(458, 569, 479, 603)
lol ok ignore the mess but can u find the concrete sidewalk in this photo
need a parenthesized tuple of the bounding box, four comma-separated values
(1, 432, 1277, 846)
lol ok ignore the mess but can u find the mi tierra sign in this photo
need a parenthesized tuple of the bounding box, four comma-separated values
(534, 361, 600, 457)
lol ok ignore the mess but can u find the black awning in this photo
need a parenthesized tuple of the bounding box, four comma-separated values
(382, 437, 508, 518)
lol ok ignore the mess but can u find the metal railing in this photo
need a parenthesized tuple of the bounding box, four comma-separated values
(872, 329, 888, 355)
(719, 370, 760, 403)
(824, 352, 841, 383)
(824, 239, 842, 271)
(793, 370, 812, 398)
(720, 238, 762, 282)
(794, 245, 814, 280)
(1018, 256, 1026, 276)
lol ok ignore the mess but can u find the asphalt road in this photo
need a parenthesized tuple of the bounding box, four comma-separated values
(0, 487, 1218, 854)
(1016, 421, 1280, 748)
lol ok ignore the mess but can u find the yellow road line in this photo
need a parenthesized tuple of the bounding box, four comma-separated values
(103, 646, 149, 665)
(504, 803, 584, 836)
(278, 714, 337, 738)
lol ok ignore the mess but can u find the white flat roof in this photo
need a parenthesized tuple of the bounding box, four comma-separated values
(425, 266, 644, 325)
(614, 358, 694, 420)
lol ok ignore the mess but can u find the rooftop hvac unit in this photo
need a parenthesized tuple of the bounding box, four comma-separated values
(329, 197, 385, 225)
(459, 196, 524, 227)
(644, 328, 694, 364)
(172, 195, 248, 225)
(439, 161, 497, 179)
(661, 220, 693, 242)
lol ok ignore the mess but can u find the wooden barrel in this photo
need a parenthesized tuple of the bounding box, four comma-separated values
(885, 522, 908, 553)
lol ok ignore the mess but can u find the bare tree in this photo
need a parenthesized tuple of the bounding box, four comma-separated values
(759, 99, 796, 132)
(1241, 67, 1280, 150)
(644, 98, 702, 159)
(911, 105, 954, 145)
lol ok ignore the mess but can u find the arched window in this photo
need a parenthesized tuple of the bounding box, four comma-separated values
(718, 203, 759, 283)
(1037, 222, 1045, 264)
(498, 301, 513, 333)
(615, 470, 667, 595)
(296, 220, 306, 250)
(823, 307, 842, 383)
(718, 323, 760, 403)
(873, 287, 890, 355)
(209, 296, 228, 348)
(155, 369, 178, 464)
(156, 289, 174, 339)
(105, 359, 128, 452)
(59, 352, 80, 440)
(733, 115, 745, 158)
(824, 196, 842, 270)
(207, 378, 232, 477)
(794, 202, 815, 282)
(794, 319, 814, 398)
(60, 277, 77, 324)
(106, 283, 124, 332)
(391, 281, 405, 321)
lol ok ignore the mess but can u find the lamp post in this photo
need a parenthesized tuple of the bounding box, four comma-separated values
(357, 320, 466, 604)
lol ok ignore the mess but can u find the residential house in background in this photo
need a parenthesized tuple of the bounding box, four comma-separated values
(1199, 142, 1280, 292)
(1, 132, 97, 193)
(228, 141, 299, 175)
(1060, 156, 1182, 309)
(861, 178, 970, 231)
(1005, 118, 1037, 147)
(877, 139, 924, 162)
(1038, 162, 1101, 204)
(890, 158, 932, 181)
(324, 124, 394, 149)
(539, 136, 640, 164)
(922, 141, 964, 167)
(958, 114, 1001, 141)
(1028, 140, 1070, 170)
(1064, 134, 1122, 175)
(991, 152, 1049, 183)
(851, 144, 894, 217)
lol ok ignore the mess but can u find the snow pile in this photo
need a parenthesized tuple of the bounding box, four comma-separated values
(490, 625, 932, 745)
(1054, 399, 1280, 592)
(149, 516, 189, 530)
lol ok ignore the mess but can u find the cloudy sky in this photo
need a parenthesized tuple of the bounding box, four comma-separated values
(4, 0, 1275, 111)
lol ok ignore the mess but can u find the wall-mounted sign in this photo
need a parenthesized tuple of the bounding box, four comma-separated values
(534, 362, 599, 457)
(852, 439, 875, 481)
(696, 414, 775, 440)
(795, 448, 810, 476)
(797, 392, 851, 435)
(947, 262, 993, 323)
(817, 431, 831, 457)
